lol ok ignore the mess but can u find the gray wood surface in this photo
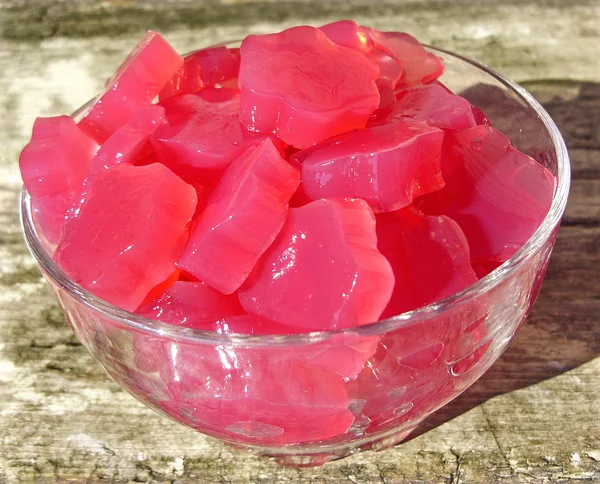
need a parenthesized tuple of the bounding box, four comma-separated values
(0, 0, 599, 482)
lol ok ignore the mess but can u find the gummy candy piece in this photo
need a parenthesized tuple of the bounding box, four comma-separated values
(86, 102, 165, 187)
(184, 356, 354, 444)
(376, 206, 478, 318)
(137, 281, 245, 328)
(293, 118, 444, 213)
(139, 270, 181, 306)
(151, 89, 274, 181)
(79, 31, 183, 143)
(131, 337, 354, 444)
(418, 125, 555, 276)
(239, 198, 395, 330)
(371, 84, 477, 131)
(215, 314, 311, 335)
(214, 313, 380, 379)
(348, 304, 488, 432)
(19, 116, 99, 243)
(159, 46, 241, 100)
(54, 164, 197, 311)
(369, 30, 444, 88)
(239, 26, 380, 148)
(320, 20, 403, 89)
(178, 139, 300, 294)
(471, 106, 492, 126)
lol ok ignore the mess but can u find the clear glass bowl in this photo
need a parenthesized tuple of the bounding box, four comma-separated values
(20, 44, 570, 467)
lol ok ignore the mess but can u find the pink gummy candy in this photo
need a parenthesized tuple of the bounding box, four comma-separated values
(213, 313, 380, 379)
(79, 31, 183, 143)
(180, 356, 354, 444)
(86, 102, 165, 187)
(151, 89, 274, 181)
(371, 84, 477, 131)
(320, 20, 403, 89)
(19, 116, 99, 243)
(137, 281, 245, 329)
(293, 118, 444, 213)
(348, 305, 489, 433)
(54, 164, 197, 311)
(159, 46, 241, 101)
(471, 105, 492, 126)
(369, 30, 444, 89)
(376, 206, 479, 318)
(418, 125, 556, 276)
(239, 26, 380, 148)
(238, 198, 395, 331)
(178, 138, 300, 294)
(131, 337, 354, 444)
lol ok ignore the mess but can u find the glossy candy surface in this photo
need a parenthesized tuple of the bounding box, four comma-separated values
(239, 26, 380, 148)
(137, 281, 245, 328)
(376, 206, 478, 318)
(19, 116, 99, 243)
(159, 46, 241, 100)
(369, 30, 444, 89)
(178, 139, 300, 294)
(79, 31, 183, 143)
(418, 125, 555, 276)
(294, 119, 444, 212)
(86, 102, 165, 186)
(54, 164, 197, 311)
(238, 198, 395, 330)
(371, 84, 477, 131)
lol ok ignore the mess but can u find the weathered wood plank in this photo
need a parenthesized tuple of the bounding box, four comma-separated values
(1, 1, 599, 482)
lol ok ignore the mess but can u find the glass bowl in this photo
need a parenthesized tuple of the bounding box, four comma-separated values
(20, 43, 570, 467)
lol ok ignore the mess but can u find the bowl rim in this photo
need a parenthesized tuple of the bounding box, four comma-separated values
(20, 43, 571, 347)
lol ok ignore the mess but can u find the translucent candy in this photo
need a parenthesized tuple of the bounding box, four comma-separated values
(239, 198, 394, 330)
(239, 26, 380, 148)
(294, 119, 444, 212)
(19, 116, 98, 243)
(178, 139, 300, 294)
(55, 164, 197, 310)
(79, 31, 183, 142)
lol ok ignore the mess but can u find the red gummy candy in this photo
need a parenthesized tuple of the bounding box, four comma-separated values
(137, 281, 245, 329)
(293, 118, 444, 213)
(79, 31, 183, 143)
(19, 116, 99, 243)
(212, 314, 310, 335)
(182, 356, 354, 444)
(55, 164, 197, 311)
(139, 269, 181, 306)
(348, 303, 488, 433)
(159, 46, 241, 101)
(239, 26, 380, 148)
(418, 125, 556, 276)
(86, 102, 165, 187)
(131, 337, 354, 444)
(239, 198, 395, 331)
(320, 20, 403, 89)
(212, 314, 380, 380)
(376, 206, 478, 318)
(471, 105, 492, 126)
(178, 139, 300, 294)
(371, 84, 477, 131)
(151, 89, 273, 181)
(370, 30, 444, 89)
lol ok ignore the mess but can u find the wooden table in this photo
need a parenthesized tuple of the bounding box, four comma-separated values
(1, 1, 599, 482)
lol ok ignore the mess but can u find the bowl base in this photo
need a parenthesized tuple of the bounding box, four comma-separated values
(226, 422, 420, 467)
